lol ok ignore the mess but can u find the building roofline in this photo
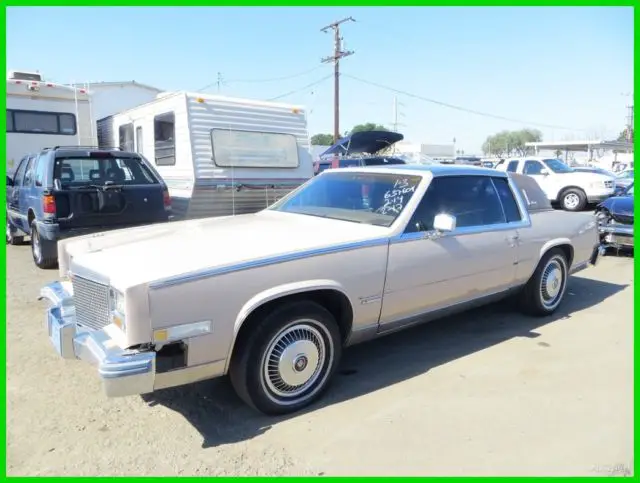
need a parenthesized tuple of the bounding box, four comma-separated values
(69, 80, 163, 92)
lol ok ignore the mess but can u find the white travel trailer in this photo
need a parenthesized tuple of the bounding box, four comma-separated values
(97, 91, 313, 220)
(6, 70, 97, 175)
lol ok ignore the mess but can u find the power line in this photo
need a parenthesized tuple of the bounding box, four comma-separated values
(196, 65, 325, 92)
(321, 17, 356, 142)
(266, 74, 333, 101)
(343, 73, 584, 132)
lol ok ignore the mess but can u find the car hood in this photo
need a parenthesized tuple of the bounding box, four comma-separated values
(562, 171, 615, 183)
(598, 194, 634, 215)
(320, 130, 404, 157)
(63, 211, 389, 290)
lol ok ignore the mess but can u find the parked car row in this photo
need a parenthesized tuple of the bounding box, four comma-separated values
(39, 163, 604, 415)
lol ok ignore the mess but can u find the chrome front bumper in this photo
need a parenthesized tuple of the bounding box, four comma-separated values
(39, 281, 156, 397)
(599, 223, 634, 248)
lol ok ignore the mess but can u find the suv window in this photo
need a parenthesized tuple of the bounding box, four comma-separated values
(23, 155, 36, 186)
(12, 157, 29, 187)
(54, 156, 159, 186)
(34, 154, 49, 187)
(406, 175, 506, 232)
(491, 177, 522, 222)
(506, 160, 519, 172)
(523, 160, 545, 175)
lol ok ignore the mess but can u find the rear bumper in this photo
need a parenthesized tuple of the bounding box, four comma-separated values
(39, 281, 156, 397)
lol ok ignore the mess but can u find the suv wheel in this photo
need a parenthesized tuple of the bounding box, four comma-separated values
(30, 221, 58, 269)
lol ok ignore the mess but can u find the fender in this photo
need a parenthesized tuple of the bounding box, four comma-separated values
(528, 237, 573, 278)
(225, 279, 352, 371)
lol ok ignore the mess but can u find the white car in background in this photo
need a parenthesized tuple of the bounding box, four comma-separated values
(495, 157, 615, 211)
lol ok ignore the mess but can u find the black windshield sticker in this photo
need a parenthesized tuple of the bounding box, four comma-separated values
(378, 179, 417, 215)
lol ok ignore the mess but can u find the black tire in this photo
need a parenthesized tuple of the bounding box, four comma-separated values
(518, 248, 569, 317)
(559, 188, 587, 212)
(6, 217, 24, 245)
(229, 300, 342, 416)
(30, 221, 58, 269)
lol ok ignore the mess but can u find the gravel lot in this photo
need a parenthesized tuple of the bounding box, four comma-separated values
(6, 243, 634, 476)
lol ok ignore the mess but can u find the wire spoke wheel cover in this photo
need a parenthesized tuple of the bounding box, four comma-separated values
(539, 256, 566, 310)
(261, 320, 333, 404)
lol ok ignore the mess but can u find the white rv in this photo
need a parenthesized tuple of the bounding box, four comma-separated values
(96, 91, 313, 220)
(6, 70, 97, 175)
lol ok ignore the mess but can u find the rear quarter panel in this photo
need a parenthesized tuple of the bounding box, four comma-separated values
(515, 210, 598, 283)
(147, 242, 389, 369)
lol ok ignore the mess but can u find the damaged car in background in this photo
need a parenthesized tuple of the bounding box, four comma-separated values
(595, 182, 634, 252)
(40, 165, 603, 416)
(313, 130, 407, 175)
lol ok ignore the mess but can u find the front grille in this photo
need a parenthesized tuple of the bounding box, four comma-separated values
(605, 180, 614, 188)
(72, 275, 110, 330)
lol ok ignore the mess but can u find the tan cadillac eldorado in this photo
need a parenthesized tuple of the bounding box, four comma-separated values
(40, 165, 604, 415)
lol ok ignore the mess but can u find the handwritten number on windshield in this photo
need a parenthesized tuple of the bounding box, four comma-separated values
(378, 178, 417, 215)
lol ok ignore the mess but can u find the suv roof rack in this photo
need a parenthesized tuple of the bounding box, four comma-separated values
(45, 145, 122, 151)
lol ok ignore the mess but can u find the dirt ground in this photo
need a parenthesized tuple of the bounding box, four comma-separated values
(6, 244, 634, 476)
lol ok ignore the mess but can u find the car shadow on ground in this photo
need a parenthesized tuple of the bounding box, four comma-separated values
(141, 274, 628, 449)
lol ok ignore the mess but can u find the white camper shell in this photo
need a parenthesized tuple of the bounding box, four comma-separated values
(6, 70, 97, 175)
(96, 91, 313, 220)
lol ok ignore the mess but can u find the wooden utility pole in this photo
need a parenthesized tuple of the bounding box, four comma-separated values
(321, 17, 355, 142)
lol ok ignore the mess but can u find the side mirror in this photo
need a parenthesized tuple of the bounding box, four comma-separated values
(433, 213, 457, 233)
(6, 176, 13, 187)
(539, 168, 550, 176)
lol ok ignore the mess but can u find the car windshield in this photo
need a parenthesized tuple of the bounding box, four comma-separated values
(269, 171, 423, 227)
(543, 158, 574, 173)
(625, 183, 634, 195)
(54, 156, 159, 187)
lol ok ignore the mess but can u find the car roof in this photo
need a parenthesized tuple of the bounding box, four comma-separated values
(321, 163, 509, 178)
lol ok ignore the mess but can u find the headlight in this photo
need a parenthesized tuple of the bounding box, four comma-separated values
(109, 287, 126, 331)
(589, 181, 604, 189)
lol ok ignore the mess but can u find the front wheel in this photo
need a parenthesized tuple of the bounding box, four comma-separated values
(6, 217, 24, 245)
(518, 248, 569, 316)
(559, 188, 587, 211)
(229, 300, 342, 415)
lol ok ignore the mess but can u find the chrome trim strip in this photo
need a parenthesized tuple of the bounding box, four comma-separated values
(149, 237, 391, 289)
(599, 224, 633, 236)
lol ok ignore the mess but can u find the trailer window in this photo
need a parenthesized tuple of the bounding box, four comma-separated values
(211, 129, 299, 168)
(119, 123, 135, 151)
(7, 109, 77, 135)
(154, 112, 176, 166)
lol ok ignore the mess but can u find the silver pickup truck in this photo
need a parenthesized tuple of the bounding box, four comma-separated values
(41, 165, 603, 415)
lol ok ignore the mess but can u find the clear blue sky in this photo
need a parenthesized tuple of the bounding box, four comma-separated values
(7, 6, 634, 152)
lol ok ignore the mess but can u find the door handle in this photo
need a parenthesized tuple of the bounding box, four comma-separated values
(506, 234, 519, 246)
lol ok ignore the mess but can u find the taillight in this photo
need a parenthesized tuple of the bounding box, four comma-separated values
(163, 189, 172, 210)
(42, 194, 56, 214)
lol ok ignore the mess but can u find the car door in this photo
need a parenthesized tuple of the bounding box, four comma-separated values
(18, 155, 38, 232)
(7, 157, 28, 228)
(522, 159, 559, 200)
(378, 175, 521, 330)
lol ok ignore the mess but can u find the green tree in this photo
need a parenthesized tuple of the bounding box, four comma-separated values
(617, 128, 633, 143)
(349, 122, 389, 134)
(310, 133, 335, 145)
(482, 128, 543, 157)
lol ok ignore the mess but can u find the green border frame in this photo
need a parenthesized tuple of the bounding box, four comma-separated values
(2, 2, 637, 479)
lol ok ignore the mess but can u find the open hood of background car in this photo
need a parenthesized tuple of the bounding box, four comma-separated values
(320, 130, 404, 157)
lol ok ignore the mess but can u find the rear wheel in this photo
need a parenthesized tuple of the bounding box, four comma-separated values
(229, 300, 342, 415)
(559, 188, 587, 211)
(519, 248, 569, 316)
(31, 221, 58, 269)
(6, 217, 24, 245)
